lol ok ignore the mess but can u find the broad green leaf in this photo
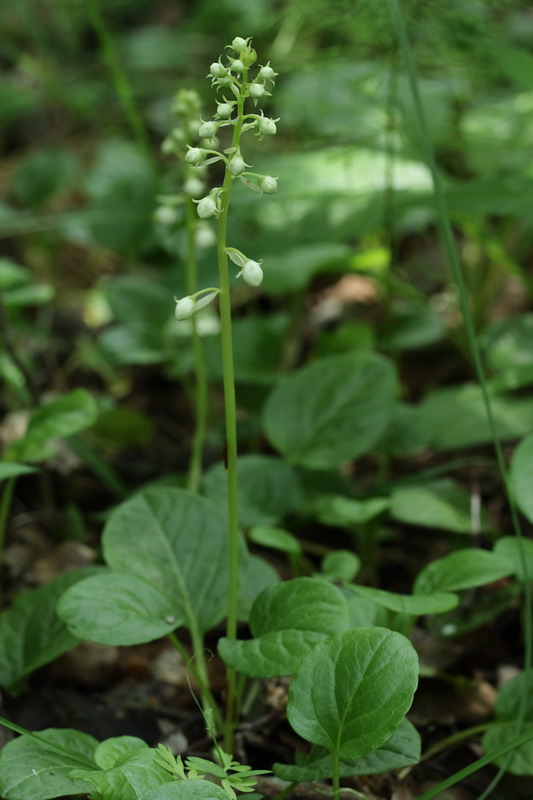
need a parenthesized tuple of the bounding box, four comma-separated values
(0, 568, 101, 692)
(143, 781, 229, 800)
(313, 494, 389, 527)
(0, 728, 97, 800)
(203, 455, 302, 528)
(263, 353, 397, 469)
(482, 723, 533, 777)
(59, 488, 230, 644)
(94, 736, 148, 769)
(238, 553, 280, 622)
(57, 572, 178, 646)
(13, 148, 76, 208)
(219, 578, 350, 677)
(9, 390, 98, 462)
(321, 550, 361, 582)
(347, 584, 459, 615)
(510, 434, 533, 525)
(390, 479, 486, 534)
(482, 670, 533, 776)
(261, 243, 352, 295)
(218, 629, 328, 678)
(287, 628, 419, 761)
(0, 462, 37, 481)
(274, 718, 420, 781)
(494, 537, 533, 581)
(345, 592, 389, 629)
(414, 549, 514, 595)
(419, 384, 533, 451)
(248, 526, 302, 556)
(71, 747, 173, 800)
(250, 578, 349, 636)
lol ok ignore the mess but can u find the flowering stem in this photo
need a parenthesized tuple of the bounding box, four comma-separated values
(185, 198, 208, 493)
(217, 68, 247, 752)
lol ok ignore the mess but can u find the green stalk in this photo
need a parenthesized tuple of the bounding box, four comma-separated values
(331, 747, 341, 800)
(86, 0, 150, 157)
(167, 631, 223, 733)
(185, 198, 209, 493)
(0, 477, 16, 598)
(387, 3, 533, 796)
(217, 69, 248, 752)
(417, 725, 533, 800)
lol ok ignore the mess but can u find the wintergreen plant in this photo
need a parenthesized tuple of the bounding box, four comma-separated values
(171, 36, 280, 745)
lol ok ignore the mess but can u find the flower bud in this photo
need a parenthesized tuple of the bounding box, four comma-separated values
(216, 102, 233, 118)
(249, 83, 265, 99)
(228, 154, 245, 176)
(183, 176, 205, 197)
(232, 37, 247, 52)
(198, 120, 217, 138)
(185, 147, 205, 165)
(259, 117, 277, 136)
(209, 62, 225, 78)
(241, 46, 257, 67)
(175, 296, 196, 320)
(259, 65, 276, 81)
(197, 196, 217, 218)
(242, 260, 263, 287)
(154, 205, 177, 226)
(260, 175, 277, 194)
(195, 223, 216, 249)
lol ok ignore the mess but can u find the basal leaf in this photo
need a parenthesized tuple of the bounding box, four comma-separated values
(94, 736, 148, 769)
(414, 549, 514, 595)
(313, 494, 390, 527)
(57, 573, 178, 646)
(390, 479, 485, 534)
(71, 747, 173, 800)
(482, 723, 533, 777)
(274, 717, 420, 781)
(320, 550, 361, 582)
(219, 578, 350, 677)
(0, 728, 97, 800)
(59, 488, 231, 645)
(218, 630, 327, 678)
(494, 537, 533, 581)
(347, 584, 459, 615)
(263, 353, 397, 469)
(9, 390, 98, 462)
(203, 455, 302, 528)
(481, 671, 533, 776)
(250, 578, 349, 637)
(510, 433, 533, 525)
(142, 780, 229, 799)
(0, 567, 102, 692)
(287, 628, 419, 761)
(248, 526, 302, 556)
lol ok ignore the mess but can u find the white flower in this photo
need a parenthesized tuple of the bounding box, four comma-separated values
(258, 117, 277, 136)
(259, 64, 276, 81)
(249, 83, 265, 99)
(154, 206, 177, 226)
(185, 147, 205, 165)
(198, 120, 217, 138)
(228, 154, 246, 176)
(209, 62, 225, 78)
(232, 37, 248, 52)
(242, 260, 263, 287)
(175, 296, 196, 320)
(216, 102, 233, 118)
(183, 176, 205, 197)
(231, 59, 245, 73)
(195, 223, 216, 249)
(197, 196, 217, 218)
(260, 176, 277, 194)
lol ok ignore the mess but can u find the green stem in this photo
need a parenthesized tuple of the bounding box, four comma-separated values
(0, 477, 16, 597)
(185, 199, 209, 493)
(419, 723, 492, 764)
(217, 70, 248, 753)
(86, 0, 150, 157)
(167, 631, 223, 734)
(331, 748, 340, 800)
(417, 725, 533, 800)
(387, 4, 533, 795)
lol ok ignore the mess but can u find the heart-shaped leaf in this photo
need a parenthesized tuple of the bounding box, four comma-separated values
(287, 627, 419, 761)
(263, 352, 397, 469)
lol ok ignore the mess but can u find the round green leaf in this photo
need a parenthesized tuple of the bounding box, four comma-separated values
(249, 526, 302, 556)
(494, 536, 533, 581)
(347, 584, 459, 615)
(263, 352, 397, 469)
(511, 434, 533, 525)
(287, 628, 419, 761)
(321, 550, 361, 582)
(390, 479, 484, 534)
(414, 549, 514, 595)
